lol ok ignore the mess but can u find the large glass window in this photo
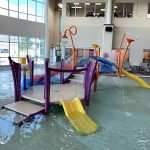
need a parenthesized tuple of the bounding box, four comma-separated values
(0, 34, 45, 66)
(66, 2, 105, 17)
(114, 3, 133, 18)
(0, 0, 45, 23)
(19, 37, 27, 57)
(1, 0, 8, 9)
(28, 38, 36, 57)
(28, 0, 36, 15)
(19, 0, 27, 13)
(9, 11, 18, 18)
(0, 8, 8, 16)
(76, 3, 85, 17)
(9, 0, 18, 11)
(10, 36, 18, 58)
(0, 35, 9, 65)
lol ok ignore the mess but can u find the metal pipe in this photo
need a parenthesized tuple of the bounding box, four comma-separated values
(107, 0, 113, 24)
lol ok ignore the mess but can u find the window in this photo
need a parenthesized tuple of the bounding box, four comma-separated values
(0, 0, 8, 16)
(114, 3, 133, 18)
(66, 3, 75, 16)
(19, 0, 27, 13)
(9, 0, 18, 11)
(9, 11, 18, 18)
(10, 36, 18, 58)
(19, 37, 27, 57)
(0, 0, 45, 23)
(1, 0, 8, 9)
(0, 35, 9, 65)
(28, 0, 36, 15)
(28, 38, 36, 57)
(0, 8, 8, 16)
(94, 3, 105, 17)
(0, 34, 45, 66)
(66, 2, 105, 17)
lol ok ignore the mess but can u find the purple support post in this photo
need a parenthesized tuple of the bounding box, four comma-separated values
(44, 58, 50, 113)
(60, 59, 64, 84)
(8, 57, 21, 102)
(84, 60, 98, 105)
(26, 55, 34, 86)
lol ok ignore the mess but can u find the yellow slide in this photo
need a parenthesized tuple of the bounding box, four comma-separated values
(61, 98, 98, 135)
(122, 69, 150, 88)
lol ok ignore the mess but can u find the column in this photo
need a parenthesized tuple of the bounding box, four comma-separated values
(102, 0, 114, 60)
(107, 0, 113, 24)
(45, 0, 50, 58)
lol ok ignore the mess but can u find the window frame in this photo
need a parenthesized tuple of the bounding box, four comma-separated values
(114, 3, 134, 18)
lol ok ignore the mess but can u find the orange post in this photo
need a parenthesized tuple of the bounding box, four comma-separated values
(92, 44, 100, 92)
(62, 26, 77, 69)
(118, 37, 134, 78)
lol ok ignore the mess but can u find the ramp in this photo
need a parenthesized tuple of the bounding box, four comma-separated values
(122, 69, 150, 88)
(61, 98, 98, 135)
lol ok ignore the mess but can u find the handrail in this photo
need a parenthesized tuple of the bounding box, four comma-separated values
(49, 67, 87, 73)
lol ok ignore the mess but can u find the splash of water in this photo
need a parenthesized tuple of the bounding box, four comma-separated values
(113, 77, 132, 116)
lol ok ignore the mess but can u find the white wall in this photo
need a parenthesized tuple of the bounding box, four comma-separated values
(0, 15, 44, 38)
(48, 0, 61, 47)
(62, 0, 107, 47)
(62, 0, 150, 66)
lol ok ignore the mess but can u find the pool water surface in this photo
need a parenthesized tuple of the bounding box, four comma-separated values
(0, 68, 150, 150)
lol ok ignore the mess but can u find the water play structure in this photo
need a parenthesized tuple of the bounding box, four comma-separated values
(2, 54, 98, 135)
(1, 26, 150, 136)
(90, 34, 150, 88)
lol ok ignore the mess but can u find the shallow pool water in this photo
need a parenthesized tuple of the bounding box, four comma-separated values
(0, 69, 150, 150)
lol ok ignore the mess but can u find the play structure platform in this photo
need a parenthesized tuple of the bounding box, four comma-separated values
(4, 101, 44, 116)
(2, 56, 98, 135)
(21, 84, 84, 104)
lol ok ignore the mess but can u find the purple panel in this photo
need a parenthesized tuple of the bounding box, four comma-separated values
(44, 58, 50, 113)
(60, 59, 64, 84)
(84, 60, 98, 105)
(8, 56, 21, 102)
(26, 55, 34, 86)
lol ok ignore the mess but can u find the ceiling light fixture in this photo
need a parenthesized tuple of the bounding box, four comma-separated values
(96, 3, 101, 5)
(100, 9, 105, 11)
(58, 2, 62, 8)
(85, 3, 90, 5)
(74, 3, 79, 5)
(71, 6, 82, 9)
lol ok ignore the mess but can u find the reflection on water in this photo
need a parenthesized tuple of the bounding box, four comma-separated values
(0, 111, 15, 144)
(0, 70, 14, 102)
(0, 119, 15, 144)
(20, 115, 45, 137)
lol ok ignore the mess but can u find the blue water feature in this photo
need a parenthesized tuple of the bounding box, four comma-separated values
(90, 56, 118, 73)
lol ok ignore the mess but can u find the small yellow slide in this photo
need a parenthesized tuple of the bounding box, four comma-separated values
(61, 98, 98, 135)
(122, 69, 150, 88)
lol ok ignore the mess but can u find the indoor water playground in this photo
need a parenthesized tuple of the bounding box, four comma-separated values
(0, 0, 150, 150)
